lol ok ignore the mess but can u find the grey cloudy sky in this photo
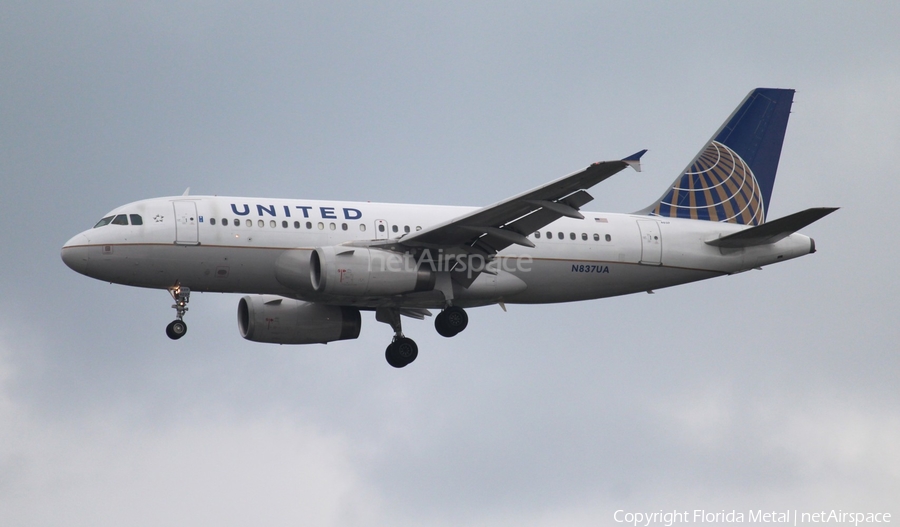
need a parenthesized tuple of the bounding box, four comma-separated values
(2, 2, 898, 525)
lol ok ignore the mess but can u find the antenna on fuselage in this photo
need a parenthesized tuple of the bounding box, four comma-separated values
(182, 187, 191, 196)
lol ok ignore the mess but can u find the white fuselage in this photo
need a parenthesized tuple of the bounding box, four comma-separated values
(61, 195, 815, 309)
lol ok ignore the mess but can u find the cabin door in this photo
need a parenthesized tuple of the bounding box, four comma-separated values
(375, 219, 389, 240)
(637, 220, 661, 265)
(174, 201, 199, 245)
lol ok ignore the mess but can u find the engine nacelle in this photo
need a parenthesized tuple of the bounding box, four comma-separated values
(274, 249, 317, 296)
(237, 295, 361, 344)
(309, 246, 435, 297)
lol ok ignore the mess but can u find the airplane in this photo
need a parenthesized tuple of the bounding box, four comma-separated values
(61, 88, 837, 368)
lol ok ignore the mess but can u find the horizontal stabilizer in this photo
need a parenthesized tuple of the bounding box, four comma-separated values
(706, 207, 839, 248)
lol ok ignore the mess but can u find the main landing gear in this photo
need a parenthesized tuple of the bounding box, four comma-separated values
(385, 337, 418, 368)
(166, 286, 191, 340)
(376, 307, 418, 368)
(376, 305, 469, 368)
(434, 305, 468, 338)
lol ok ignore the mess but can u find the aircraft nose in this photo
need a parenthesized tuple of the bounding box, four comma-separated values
(61, 234, 90, 275)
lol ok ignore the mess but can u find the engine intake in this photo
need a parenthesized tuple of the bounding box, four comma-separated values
(309, 246, 435, 297)
(237, 295, 361, 344)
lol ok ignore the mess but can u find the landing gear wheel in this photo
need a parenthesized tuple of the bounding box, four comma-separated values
(385, 344, 404, 368)
(435, 306, 468, 337)
(167, 286, 191, 341)
(385, 337, 418, 368)
(434, 313, 455, 337)
(166, 320, 187, 340)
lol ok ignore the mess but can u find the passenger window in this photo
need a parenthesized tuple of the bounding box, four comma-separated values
(294, 221, 300, 229)
(360, 224, 367, 232)
(606, 234, 612, 242)
(329, 223, 336, 230)
(581, 233, 587, 241)
(404, 225, 410, 233)
(246, 219, 252, 227)
(416, 226, 422, 231)
(569, 232, 575, 240)
(545, 231, 552, 239)
(130, 214, 143, 226)
(378, 224, 385, 232)
(210, 218, 216, 226)
(593, 233, 600, 241)
(317, 222, 324, 230)
(258, 220, 264, 228)
(558, 232, 564, 240)
(342, 223, 348, 231)
(112, 214, 128, 225)
(306, 221, 312, 229)
(535, 231, 541, 239)
(222, 218, 227, 227)
(232, 219, 238, 227)
(282, 220, 288, 228)
(270, 220, 276, 228)
(392, 225, 398, 233)
(93, 216, 114, 228)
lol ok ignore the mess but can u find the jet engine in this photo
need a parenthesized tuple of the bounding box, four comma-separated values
(274, 249, 317, 296)
(308, 246, 435, 297)
(237, 295, 361, 344)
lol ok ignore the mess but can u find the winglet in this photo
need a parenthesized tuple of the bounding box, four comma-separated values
(622, 149, 648, 172)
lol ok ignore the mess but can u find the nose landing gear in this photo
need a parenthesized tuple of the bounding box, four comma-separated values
(166, 319, 187, 340)
(166, 286, 191, 340)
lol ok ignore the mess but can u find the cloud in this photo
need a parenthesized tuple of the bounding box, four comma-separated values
(0, 327, 383, 527)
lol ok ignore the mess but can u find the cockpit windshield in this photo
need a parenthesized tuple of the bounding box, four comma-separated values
(93, 216, 114, 228)
(93, 214, 143, 228)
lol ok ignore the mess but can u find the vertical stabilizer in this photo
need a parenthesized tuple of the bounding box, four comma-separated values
(644, 88, 795, 225)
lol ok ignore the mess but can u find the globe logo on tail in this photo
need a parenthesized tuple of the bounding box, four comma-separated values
(651, 141, 765, 225)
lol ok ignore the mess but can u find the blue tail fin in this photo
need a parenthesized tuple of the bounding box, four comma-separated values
(645, 88, 795, 225)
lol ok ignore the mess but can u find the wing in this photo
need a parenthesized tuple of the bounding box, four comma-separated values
(378, 150, 647, 256)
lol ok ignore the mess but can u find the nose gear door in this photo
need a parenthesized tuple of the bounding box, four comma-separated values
(174, 201, 199, 245)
